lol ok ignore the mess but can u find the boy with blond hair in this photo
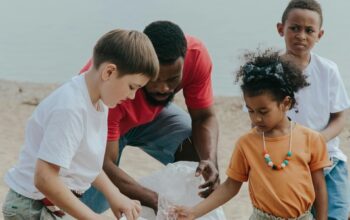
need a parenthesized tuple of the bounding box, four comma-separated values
(2, 29, 159, 220)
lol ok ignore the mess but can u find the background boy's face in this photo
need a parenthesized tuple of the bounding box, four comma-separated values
(277, 9, 324, 57)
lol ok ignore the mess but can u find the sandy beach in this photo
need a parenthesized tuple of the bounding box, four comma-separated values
(1, 79, 349, 219)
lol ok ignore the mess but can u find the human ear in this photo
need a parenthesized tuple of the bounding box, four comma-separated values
(277, 23, 284, 37)
(317, 29, 324, 42)
(281, 96, 292, 111)
(101, 64, 117, 81)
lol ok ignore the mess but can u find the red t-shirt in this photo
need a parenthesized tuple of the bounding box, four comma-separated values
(80, 35, 213, 141)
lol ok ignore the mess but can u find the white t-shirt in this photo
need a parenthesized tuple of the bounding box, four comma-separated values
(5, 74, 108, 200)
(288, 53, 350, 161)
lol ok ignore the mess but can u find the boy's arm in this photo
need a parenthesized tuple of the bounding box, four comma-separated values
(34, 159, 101, 220)
(311, 169, 328, 220)
(103, 140, 158, 212)
(177, 177, 242, 219)
(92, 170, 141, 220)
(321, 110, 348, 142)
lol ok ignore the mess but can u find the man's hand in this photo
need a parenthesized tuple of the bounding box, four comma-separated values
(195, 160, 220, 198)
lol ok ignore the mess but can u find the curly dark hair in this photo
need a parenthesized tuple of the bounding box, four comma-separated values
(235, 49, 309, 109)
(143, 20, 187, 65)
(282, 0, 323, 27)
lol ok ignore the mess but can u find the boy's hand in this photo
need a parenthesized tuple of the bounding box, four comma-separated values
(109, 193, 141, 220)
(173, 206, 196, 220)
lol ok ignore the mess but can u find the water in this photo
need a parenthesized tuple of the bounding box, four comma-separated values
(1, 0, 349, 96)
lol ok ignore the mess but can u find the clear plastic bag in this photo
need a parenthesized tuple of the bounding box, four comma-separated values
(138, 161, 226, 220)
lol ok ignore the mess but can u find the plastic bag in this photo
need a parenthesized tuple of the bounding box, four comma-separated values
(138, 161, 226, 220)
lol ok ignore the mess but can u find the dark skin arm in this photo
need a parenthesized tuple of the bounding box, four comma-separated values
(103, 141, 158, 212)
(320, 111, 348, 142)
(188, 106, 220, 198)
(311, 169, 328, 220)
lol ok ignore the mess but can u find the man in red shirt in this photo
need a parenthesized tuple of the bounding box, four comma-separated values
(80, 21, 219, 213)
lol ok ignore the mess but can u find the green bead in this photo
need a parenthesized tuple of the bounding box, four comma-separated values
(283, 160, 289, 165)
(287, 151, 292, 157)
(265, 157, 271, 163)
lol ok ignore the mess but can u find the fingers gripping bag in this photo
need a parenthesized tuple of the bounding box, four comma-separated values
(138, 161, 226, 220)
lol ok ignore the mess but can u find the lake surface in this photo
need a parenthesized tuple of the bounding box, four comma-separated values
(1, 0, 349, 96)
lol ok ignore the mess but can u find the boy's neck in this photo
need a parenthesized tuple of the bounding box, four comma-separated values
(84, 69, 101, 107)
(282, 52, 311, 71)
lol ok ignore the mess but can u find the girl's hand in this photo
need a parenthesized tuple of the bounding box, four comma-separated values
(174, 206, 196, 220)
(109, 193, 141, 220)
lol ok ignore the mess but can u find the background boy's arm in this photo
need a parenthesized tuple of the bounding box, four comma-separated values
(92, 170, 141, 220)
(103, 140, 158, 212)
(320, 110, 348, 141)
(34, 159, 103, 220)
(177, 177, 242, 219)
(311, 169, 328, 220)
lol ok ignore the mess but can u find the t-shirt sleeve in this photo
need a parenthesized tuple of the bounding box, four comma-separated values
(38, 109, 84, 169)
(329, 64, 350, 113)
(80, 59, 93, 74)
(226, 142, 250, 182)
(107, 106, 124, 141)
(183, 43, 214, 109)
(309, 133, 332, 171)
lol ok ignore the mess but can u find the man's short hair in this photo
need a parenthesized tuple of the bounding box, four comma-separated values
(144, 21, 187, 65)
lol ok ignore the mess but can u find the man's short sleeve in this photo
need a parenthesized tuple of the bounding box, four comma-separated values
(183, 40, 214, 109)
(107, 106, 124, 141)
(80, 59, 93, 73)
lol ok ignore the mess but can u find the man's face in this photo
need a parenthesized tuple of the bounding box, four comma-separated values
(143, 57, 184, 106)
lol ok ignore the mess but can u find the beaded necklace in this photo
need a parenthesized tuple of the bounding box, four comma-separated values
(262, 121, 293, 170)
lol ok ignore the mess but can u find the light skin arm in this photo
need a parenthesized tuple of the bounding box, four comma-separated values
(320, 111, 348, 142)
(103, 140, 158, 212)
(175, 177, 242, 220)
(188, 106, 220, 198)
(311, 169, 328, 220)
(34, 159, 110, 220)
(92, 170, 141, 220)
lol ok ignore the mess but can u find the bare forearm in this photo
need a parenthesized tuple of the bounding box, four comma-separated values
(35, 160, 96, 219)
(103, 161, 158, 210)
(192, 178, 241, 218)
(321, 111, 347, 142)
(192, 114, 219, 164)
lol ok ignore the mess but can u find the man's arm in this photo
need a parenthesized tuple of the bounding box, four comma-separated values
(320, 110, 348, 142)
(188, 106, 219, 198)
(103, 140, 158, 212)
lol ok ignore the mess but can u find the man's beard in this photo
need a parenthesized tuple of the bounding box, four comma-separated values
(142, 88, 175, 106)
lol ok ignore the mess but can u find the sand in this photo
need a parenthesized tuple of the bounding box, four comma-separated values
(0, 79, 349, 219)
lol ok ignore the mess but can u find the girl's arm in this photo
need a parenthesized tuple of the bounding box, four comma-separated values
(321, 110, 348, 142)
(177, 177, 242, 219)
(34, 159, 106, 220)
(92, 170, 141, 220)
(311, 169, 328, 220)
